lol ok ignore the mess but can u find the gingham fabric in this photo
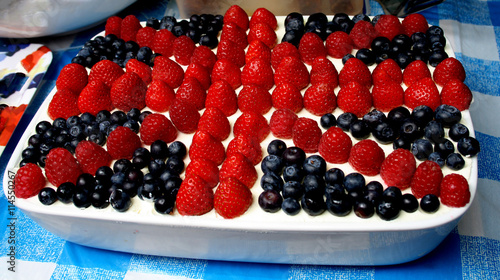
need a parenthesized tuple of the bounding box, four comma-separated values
(1, 0, 499, 279)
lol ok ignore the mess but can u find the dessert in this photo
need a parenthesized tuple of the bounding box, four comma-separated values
(5, 6, 479, 264)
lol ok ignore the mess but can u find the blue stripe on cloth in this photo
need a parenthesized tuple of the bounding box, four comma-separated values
(460, 235, 500, 279)
(288, 265, 374, 280)
(50, 265, 127, 280)
(436, 0, 492, 25)
(475, 131, 500, 181)
(488, 1, 500, 27)
(56, 241, 132, 271)
(461, 56, 500, 96)
(204, 260, 291, 280)
(374, 229, 462, 280)
(128, 254, 207, 278)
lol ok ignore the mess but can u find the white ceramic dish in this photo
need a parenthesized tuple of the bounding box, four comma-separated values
(2, 16, 478, 265)
(0, 0, 136, 38)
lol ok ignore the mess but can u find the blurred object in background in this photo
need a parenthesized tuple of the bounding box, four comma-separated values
(375, 0, 444, 16)
(0, 0, 136, 38)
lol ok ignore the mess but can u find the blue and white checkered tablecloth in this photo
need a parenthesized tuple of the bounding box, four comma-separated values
(1, 0, 499, 279)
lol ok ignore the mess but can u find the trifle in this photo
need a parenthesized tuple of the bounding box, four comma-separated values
(4, 6, 479, 265)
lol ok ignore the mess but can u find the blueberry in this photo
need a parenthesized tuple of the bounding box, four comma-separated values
(260, 172, 284, 191)
(163, 177, 181, 197)
(267, 139, 287, 157)
(392, 34, 412, 51)
(337, 112, 357, 131)
(57, 182, 76, 203)
(342, 53, 355, 65)
(365, 181, 384, 194)
(457, 136, 480, 157)
(282, 146, 306, 166)
(28, 134, 42, 148)
(338, 19, 354, 34)
(427, 25, 444, 37)
(393, 137, 412, 150)
(146, 17, 160, 29)
(420, 194, 440, 213)
(168, 141, 187, 159)
(356, 48, 375, 66)
(127, 108, 141, 122)
(371, 37, 392, 55)
(123, 120, 140, 133)
(282, 181, 303, 199)
(383, 186, 403, 204)
(148, 159, 166, 176)
(38, 188, 58, 205)
(21, 146, 39, 163)
(376, 199, 401, 220)
(303, 155, 326, 176)
(435, 104, 461, 127)
(199, 32, 219, 49)
(258, 190, 283, 213)
(122, 180, 139, 197)
(110, 171, 126, 186)
(352, 13, 370, 23)
(325, 168, 344, 185)
(96, 110, 111, 123)
(261, 154, 284, 175)
(411, 139, 434, 160)
(91, 189, 110, 209)
(332, 13, 350, 25)
(283, 165, 304, 182)
(428, 50, 448, 67)
(424, 120, 445, 144)
(282, 198, 301, 215)
(113, 158, 132, 173)
(350, 119, 371, 140)
(326, 193, 352, 216)
(362, 109, 386, 128)
(354, 199, 375, 218)
(446, 153, 465, 170)
(73, 189, 91, 208)
(387, 107, 411, 128)
(399, 118, 422, 141)
(449, 123, 469, 142)
(301, 193, 326, 216)
(303, 174, 326, 196)
(434, 139, 455, 157)
(282, 30, 302, 47)
(53, 117, 67, 130)
(285, 12, 304, 28)
(134, 146, 151, 158)
(320, 113, 337, 129)
(138, 179, 162, 201)
(325, 183, 345, 199)
(166, 156, 185, 174)
(76, 173, 97, 192)
(110, 189, 132, 212)
(343, 173, 365, 193)
(428, 152, 446, 167)
(372, 121, 398, 144)
(95, 166, 113, 184)
(401, 193, 419, 213)
(154, 195, 176, 214)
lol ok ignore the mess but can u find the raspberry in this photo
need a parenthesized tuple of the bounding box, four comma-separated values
(223, 5, 249, 30)
(269, 108, 298, 139)
(125, 59, 152, 85)
(219, 152, 258, 189)
(338, 57, 372, 89)
(270, 42, 300, 70)
(250, 7, 277, 30)
(88, 59, 124, 88)
(205, 80, 238, 117)
(372, 58, 403, 86)
(402, 59, 431, 87)
(185, 62, 211, 90)
(151, 56, 184, 89)
(298, 32, 327, 65)
(173, 35, 196, 66)
(348, 139, 385, 176)
(274, 56, 310, 90)
(237, 84, 272, 115)
(210, 58, 242, 90)
(271, 83, 303, 113)
(110, 72, 147, 112)
(214, 177, 253, 219)
(246, 39, 272, 65)
(176, 77, 206, 111)
(325, 31, 353, 59)
(404, 77, 441, 110)
(105, 16, 122, 37)
(433, 57, 466, 87)
(380, 149, 417, 190)
(176, 174, 214, 216)
(440, 79, 473, 111)
(303, 83, 337, 116)
(410, 160, 443, 199)
(402, 13, 429, 37)
(75, 140, 112, 175)
(197, 107, 231, 141)
(135, 26, 156, 48)
(371, 80, 404, 112)
(216, 39, 246, 68)
(189, 131, 226, 166)
(169, 98, 200, 134)
(106, 126, 142, 160)
(374, 15, 404, 41)
(318, 126, 352, 164)
(55, 63, 88, 94)
(227, 134, 262, 166)
(145, 79, 175, 113)
(45, 148, 83, 187)
(152, 29, 176, 57)
(337, 81, 372, 118)
(233, 111, 270, 143)
(241, 57, 274, 91)
(247, 23, 277, 49)
(120, 15, 141, 42)
(220, 22, 248, 50)
(47, 89, 80, 120)
(310, 56, 339, 87)
(292, 117, 322, 153)
(349, 20, 377, 49)
(191, 45, 217, 72)
(14, 163, 46, 198)
(440, 173, 471, 207)
(185, 158, 220, 189)
(77, 80, 114, 116)
(139, 113, 178, 145)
